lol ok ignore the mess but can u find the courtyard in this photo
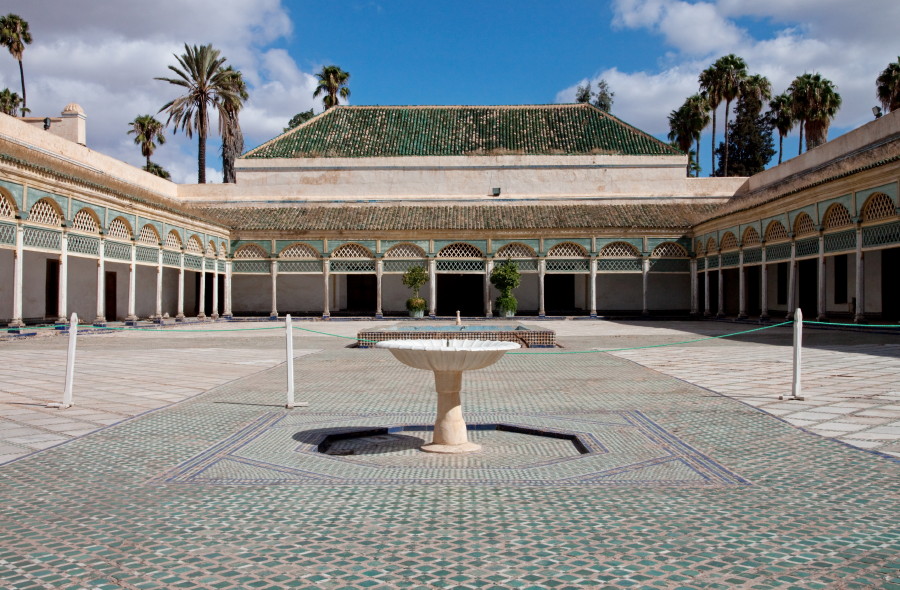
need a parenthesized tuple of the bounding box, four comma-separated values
(0, 319, 898, 589)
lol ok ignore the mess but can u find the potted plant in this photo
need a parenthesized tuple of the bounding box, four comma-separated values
(402, 265, 429, 317)
(490, 259, 521, 317)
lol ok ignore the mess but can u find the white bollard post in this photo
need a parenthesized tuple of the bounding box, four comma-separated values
(49, 312, 78, 409)
(284, 314, 309, 409)
(781, 308, 805, 401)
(285, 314, 295, 409)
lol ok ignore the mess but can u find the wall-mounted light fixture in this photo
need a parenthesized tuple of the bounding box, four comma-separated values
(43, 117, 52, 130)
(872, 106, 883, 119)
(491, 187, 501, 196)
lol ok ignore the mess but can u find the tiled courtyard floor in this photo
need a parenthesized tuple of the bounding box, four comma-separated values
(0, 319, 898, 589)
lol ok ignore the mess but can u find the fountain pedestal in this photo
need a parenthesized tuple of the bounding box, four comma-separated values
(376, 339, 520, 453)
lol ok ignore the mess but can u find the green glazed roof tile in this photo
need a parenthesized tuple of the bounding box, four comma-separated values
(244, 105, 679, 159)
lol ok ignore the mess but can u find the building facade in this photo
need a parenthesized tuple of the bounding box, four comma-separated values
(1, 103, 897, 325)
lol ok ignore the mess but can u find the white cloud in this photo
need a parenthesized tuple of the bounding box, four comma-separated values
(0, 0, 311, 184)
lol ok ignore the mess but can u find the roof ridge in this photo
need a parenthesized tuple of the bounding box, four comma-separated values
(329, 104, 590, 110)
(242, 108, 335, 158)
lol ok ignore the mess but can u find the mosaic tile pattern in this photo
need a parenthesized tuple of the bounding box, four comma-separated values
(0, 329, 898, 589)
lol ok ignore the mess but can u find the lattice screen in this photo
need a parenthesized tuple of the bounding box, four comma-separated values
(105, 241, 131, 261)
(437, 243, 483, 258)
(138, 225, 159, 245)
(695, 239, 705, 256)
(794, 213, 816, 236)
(599, 242, 640, 257)
(107, 218, 132, 241)
(71, 209, 99, 234)
(24, 228, 60, 250)
(136, 246, 158, 263)
(823, 204, 852, 229)
(206, 242, 217, 257)
(332, 243, 373, 258)
(496, 242, 536, 258)
(0, 195, 14, 219)
(719, 232, 738, 251)
(280, 243, 319, 258)
(384, 243, 426, 258)
(825, 230, 856, 253)
(164, 230, 182, 250)
(742, 227, 760, 247)
(861, 192, 895, 222)
(765, 221, 788, 242)
(219, 243, 227, 257)
(233, 244, 268, 259)
(547, 242, 587, 257)
(705, 238, 717, 253)
(185, 236, 203, 254)
(651, 242, 687, 257)
(29, 200, 62, 227)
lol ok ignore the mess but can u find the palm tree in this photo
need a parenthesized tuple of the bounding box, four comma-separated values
(876, 56, 900, 113)
(740, 74, 772, 114)
(699, 65, 724, 176)
(0, 87, 24, 116)
(668, 106, 694, 177)
(668, 94, 708, 177)
(127, 115, 166, 169)
(0, 14, 32, 116)
(768, 93, 794, 164)
(219, 67, 249, 183)
(714, 54, 748, 176)
(790, 73, 841, 152)
(685, 93, 710, 177)
(156, 44, 241, 183)
(313, 65, 350, 110)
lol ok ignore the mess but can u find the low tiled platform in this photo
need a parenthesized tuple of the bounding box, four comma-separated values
(0, 321, 898, 589)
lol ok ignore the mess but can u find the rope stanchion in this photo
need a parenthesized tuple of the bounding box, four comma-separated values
(284, 315, 308, 409)
(47, 312, 77, 409)
(781, 308, 805, 401)
(804, 320, 900, 328)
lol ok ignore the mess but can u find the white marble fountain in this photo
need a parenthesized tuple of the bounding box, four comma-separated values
(376, 339, 520, 453)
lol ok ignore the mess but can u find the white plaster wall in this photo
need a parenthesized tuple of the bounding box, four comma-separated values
(22, 251, 50, 319)
(161, 268, 180, 316)
(232, 275, 272, 314)
(0, 249, 14, 321)
(382, 275, 412, 313)
(647, 274, 691, 310)
(597, 274, 642, 310)
(67, 255, 97, 321)
(574, 274, 587, 310)
(865, 250, 881, 313)
(135, 265, 157, 318)
(516, 274, 540, 312)
(277, 275, 324, 313)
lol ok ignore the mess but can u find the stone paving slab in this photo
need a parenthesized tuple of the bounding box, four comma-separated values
(0, 321, 899, 589)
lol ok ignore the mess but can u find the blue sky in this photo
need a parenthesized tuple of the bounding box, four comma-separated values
(2, 0, 898, 182)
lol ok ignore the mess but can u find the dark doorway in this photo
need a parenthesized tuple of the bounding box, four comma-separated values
(217, 274, 225, 314)
(798, 258, 817, 317)
(882, 248, 900, 321)
(437, 274, 483, 316)
(707, 271, 719, 314)
(545, 274, 575, 314)
(204, 273, 215, 314)
(104, 271, 117, 320)
(722, 268, 740, 315)
(745, 266, 761, 316)
(45, 259, 59, 318)
(346, 275, 376, 314)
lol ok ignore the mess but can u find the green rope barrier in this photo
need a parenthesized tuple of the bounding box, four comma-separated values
(803, 320, 900, 329)
(2, 324, 284, 334)
(291, 321, 794, 354)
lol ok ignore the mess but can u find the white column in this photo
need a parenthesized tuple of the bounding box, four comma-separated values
(176, 252, 185, 320)
(94, 239, 106, 325)
(270, 260, 278, 319)
(211, 260, 219, 319)
(375, 259, 383, 319)
(854, 227, 865, 323)
(786, 241, 797, 320)
(538, 259, 546, 317)
(704, 261, 711, 316)
(223, 260, 233, 318)
(126, 243, 137, 323)
(689, 258, 698, 316)
(9, 224, 24, 327)
(589, 257, 598, 317)
(737, 250, 747, 319)
(642, 257, 650, 315)
(322, 259, 330, 319)
(428, 258, 436, 317)
(57, 232, 68, 324)
(154, 249, 163, 320)
(760, 246, 769, 320)
(197, 260, 207, 319)
(716, 264, 724, 317)
(484, 259, 493, 318)
(817, 234, 826, 321)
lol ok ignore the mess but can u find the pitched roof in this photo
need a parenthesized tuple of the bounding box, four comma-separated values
(191, 202, 718, 233)
(244, 104, 679, 159)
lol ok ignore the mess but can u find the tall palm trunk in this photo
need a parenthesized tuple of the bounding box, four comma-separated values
(778, 133, 783, 165)
(17, 59, 25, 115)
(695, 136, 701, 177)
(798, 121, 804, 155)
(709, 109, 716, 177)
(198, 101, 207, 184)
(723, 98, 732, 176)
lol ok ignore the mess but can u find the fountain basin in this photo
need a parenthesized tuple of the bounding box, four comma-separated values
(377, 339, 520, 453)
(358, 323, 555, 348)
